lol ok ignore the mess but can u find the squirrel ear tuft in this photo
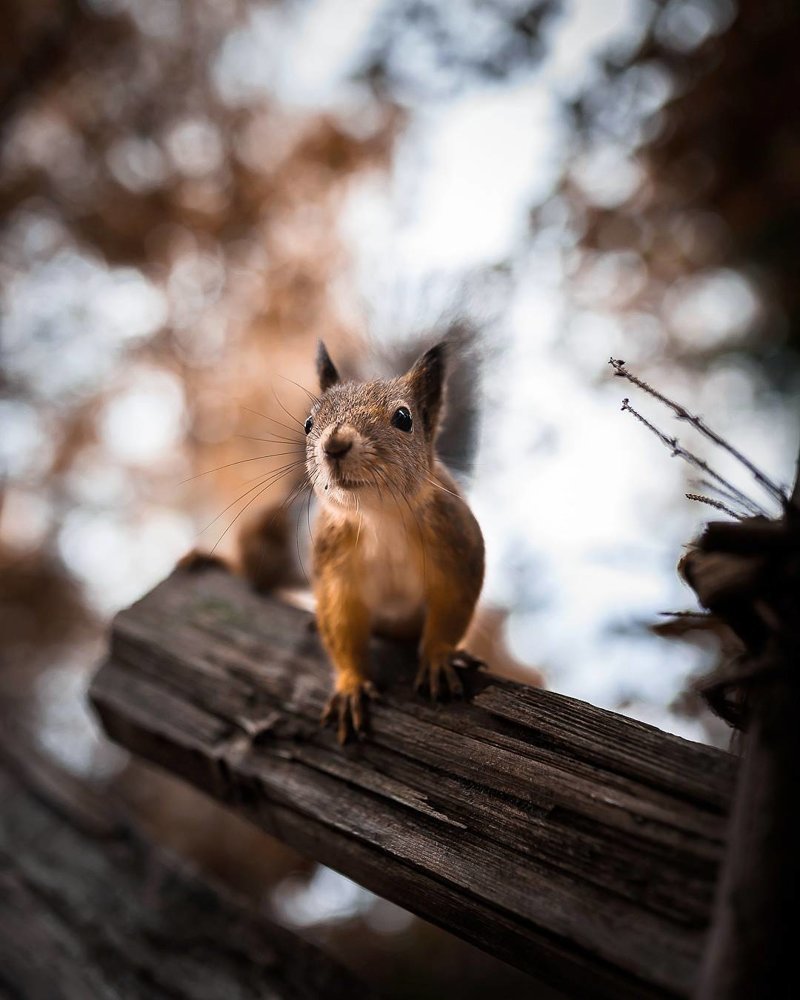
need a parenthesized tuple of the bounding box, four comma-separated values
(316, 340, 340, 392)
(407, 341, 447, 436)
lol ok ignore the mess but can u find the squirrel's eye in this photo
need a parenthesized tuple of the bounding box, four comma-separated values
(391, 406, 412, 432)
(304, 416, 314, 435)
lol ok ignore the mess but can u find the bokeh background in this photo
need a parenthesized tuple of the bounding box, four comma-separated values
(2, 1, 799, 996)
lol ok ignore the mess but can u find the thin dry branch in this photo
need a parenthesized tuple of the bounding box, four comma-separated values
(791, 439, 800, 510)
(610, 359, 787, 507)
(685, 494, 745, 521)
(620, 397, 761, 516)
(658, 610, 716, 619)
(693, 478, 769, 519)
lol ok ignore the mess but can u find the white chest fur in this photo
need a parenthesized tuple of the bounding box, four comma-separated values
(356, 513, 426, 629)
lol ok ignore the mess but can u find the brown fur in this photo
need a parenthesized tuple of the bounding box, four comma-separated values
(238, 506, 297, 593)
(308, 342, 485, 742)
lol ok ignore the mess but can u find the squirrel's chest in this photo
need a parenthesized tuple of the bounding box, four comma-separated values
(356, 520, 426, 630)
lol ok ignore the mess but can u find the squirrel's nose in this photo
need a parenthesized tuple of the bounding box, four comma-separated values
(324, 435, 353, 459)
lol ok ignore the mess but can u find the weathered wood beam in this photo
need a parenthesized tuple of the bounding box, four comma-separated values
(90, 564, 737, 1000)
(0, 721, 372, 1000)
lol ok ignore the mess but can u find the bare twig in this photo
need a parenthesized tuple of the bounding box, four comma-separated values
(658, 610, 715, 619)
(693, 478, 769, 519)
(685, 494, 746, 521)
(610, 359, 787, 507)
(620, 397, 762, 515)
(790, 438, 800, 511)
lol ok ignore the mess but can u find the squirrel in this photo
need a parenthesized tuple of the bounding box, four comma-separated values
(303, 339, 486, 743)
(179, 334, 490, 742)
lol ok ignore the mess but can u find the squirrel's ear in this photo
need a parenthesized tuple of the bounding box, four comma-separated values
(406, 341, 447, 436)
(316, 340, 340, 392)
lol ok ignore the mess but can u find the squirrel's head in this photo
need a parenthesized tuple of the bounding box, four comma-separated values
(305, 340, 446, 512)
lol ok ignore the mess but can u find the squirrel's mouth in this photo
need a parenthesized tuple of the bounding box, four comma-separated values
(324, 465, 371, 492)
(331, 475, 369, 490)
(319, 452, 375, 495)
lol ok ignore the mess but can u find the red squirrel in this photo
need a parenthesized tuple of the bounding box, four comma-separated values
(302, 340, 485, 742)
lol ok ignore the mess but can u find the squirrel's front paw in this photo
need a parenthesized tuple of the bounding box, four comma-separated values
(414, 649, 485, 701)
(321, 680, 378, 745)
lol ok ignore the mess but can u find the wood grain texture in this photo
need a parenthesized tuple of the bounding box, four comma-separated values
(0, 722, 371, 1000)
(90, 564, 737, 1000)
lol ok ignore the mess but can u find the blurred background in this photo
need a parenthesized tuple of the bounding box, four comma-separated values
(2, 0, 799, 996)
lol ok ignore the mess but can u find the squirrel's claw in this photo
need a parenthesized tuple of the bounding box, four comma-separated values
(415, 649, 486, 701)
(415, 651, 476, 701)
(321, 681, 377, 744)
(449, 650, 486, 672)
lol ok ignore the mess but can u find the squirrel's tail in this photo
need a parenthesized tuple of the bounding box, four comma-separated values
(238, 501, 304, 593)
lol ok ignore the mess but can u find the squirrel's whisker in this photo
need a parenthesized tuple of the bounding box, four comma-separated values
(276, 373, 321, 406)
(200, 461, 307, 539)
(305, 477, 316, 549)
(241, 404, 303, 439)
(294, 490, 311, 586)
(180, 452, 301, 485)
(236, 433, 304, 447)
(370, 463, 400, 523)
(355, 495, 363, 549)
(425, 476, 467, 504)
(367, 469, 385, 509)
(237, 459, 306, 487)
(379, 458, 428, 584)
(210, 469, 311, 555)
(199, 462, 302, 535)
(236, 447, 303, 460)
(271, 386, 306, 429)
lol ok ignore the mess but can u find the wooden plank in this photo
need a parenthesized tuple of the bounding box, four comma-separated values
(90, 563, 737, 1000)
(0, 724, 372, 1000)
